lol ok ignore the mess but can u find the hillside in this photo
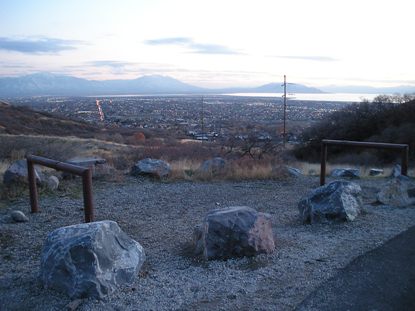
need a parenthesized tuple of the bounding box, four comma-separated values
(0, 101, 103, 137)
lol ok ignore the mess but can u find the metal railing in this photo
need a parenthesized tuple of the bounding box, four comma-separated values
(320, 139, 409, 186)
(26, 155, 94, 222)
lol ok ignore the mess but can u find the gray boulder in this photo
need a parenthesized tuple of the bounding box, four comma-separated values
(40, 220, 145, 299)
(331, 168, 360, 179)
(131, 158, 171, 179)
(3, 160, 42, 185)
(198, 157, 226, 175)
(298, 181, 362, 224)
(369, 168, 384, 176)
(194, 206, 275, 260)
(10, 210, 29, 223)
(377, 177, 414, 207)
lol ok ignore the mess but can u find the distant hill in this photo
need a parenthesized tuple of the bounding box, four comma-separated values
(0, 73, 205, 97)
(251, 82, 323, 93)
(0, 73, 324, 97)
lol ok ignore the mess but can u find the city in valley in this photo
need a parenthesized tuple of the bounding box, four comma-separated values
(10, 95, 350, 144)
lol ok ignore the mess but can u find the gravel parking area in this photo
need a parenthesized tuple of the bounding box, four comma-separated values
(1, 175, 415, 311)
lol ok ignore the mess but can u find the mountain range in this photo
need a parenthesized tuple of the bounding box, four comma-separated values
(0, 73, 413, 97)
(0, 73, 322, 97)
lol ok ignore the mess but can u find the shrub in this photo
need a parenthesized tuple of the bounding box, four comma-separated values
(294, 97, 415, 163)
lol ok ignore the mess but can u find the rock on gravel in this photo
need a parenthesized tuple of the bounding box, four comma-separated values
(45, 175, 60, 191)
(330, 168, 360, 179)
(392, 164, 402, 177)
(298, 180, 363, 224)
(198, 157, 226, 175)
(40, 220, 145, 299)
(194, 206, 275, 260)
(369, 168, 384, 176)
(131, 158, 171, 179)
(3, 159, 42, 185)
(377, 177, 414, 207)
(286, 166, 303, 177)
(10, 210, 29, 223)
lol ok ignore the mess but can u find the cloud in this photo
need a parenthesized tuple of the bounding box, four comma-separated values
(276, 55, 338, 62)
(0, 37, 81, 54)
(144, 37, 193, 46)
(190, 43, 240, 55)
(88, 60, 135, 68)
(144, 37, 242, 55)
(85, 60, 138, 75)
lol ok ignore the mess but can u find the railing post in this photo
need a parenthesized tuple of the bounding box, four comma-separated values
(320, 142, 327, 186)
(402, 146, 409, 176)
(82, 168, 94, 223)
(27, 159, 39, 213)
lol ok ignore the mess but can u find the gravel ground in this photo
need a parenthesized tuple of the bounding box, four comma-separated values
(1, 175, 415, 311)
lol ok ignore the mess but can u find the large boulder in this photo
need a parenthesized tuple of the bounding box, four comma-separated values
(3, 160, 42, 185)
(377, 176, 415, 207)
(330, 168, 360, 179)
(298, 181, 363, 224)
(193, 206, 275, 260)
(40, 220, 145, 299)
(198, 157, 226, 175)
(131, 158, 171, 179)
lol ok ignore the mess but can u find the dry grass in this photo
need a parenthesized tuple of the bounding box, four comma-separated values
(293, 161, 415, 178)
(169, 156, 288, 181)
(0, 134, 290, 182)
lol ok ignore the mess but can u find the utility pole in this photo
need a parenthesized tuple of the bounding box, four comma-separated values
(282, 75, 287, 146)
(201, 96, 205, 143)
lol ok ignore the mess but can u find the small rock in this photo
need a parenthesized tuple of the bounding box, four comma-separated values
(46, 175, 59, 191)
(286, 166, 302, 177)
(131, 158, 171, 179)
(331, 168, 360, 179)
(377, 177, 413, 207)
(308, 169, 318, 176)
(369, 168, 384, 176)
(194, 206, 275, 260)
(66, 299, 84, 311)
(298, 180, 362, 224)
(64, 157, 107, 179)
(198, 157, 226, 175)
(391, 164, 402, 177)
(10, 210, 29, 223)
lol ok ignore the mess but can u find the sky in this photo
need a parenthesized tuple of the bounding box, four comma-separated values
(0, 0, 414, 88)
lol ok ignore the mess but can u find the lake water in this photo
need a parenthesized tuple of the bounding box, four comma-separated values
(93, 92, 381, 102)
(224, 93, 380, 102)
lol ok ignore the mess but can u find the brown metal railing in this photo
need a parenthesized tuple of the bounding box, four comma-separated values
(320, 139, 409, 186)
(26, 155, 94, 222)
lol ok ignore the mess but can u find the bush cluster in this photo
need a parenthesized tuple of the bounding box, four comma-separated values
(293, 96, 415, 163)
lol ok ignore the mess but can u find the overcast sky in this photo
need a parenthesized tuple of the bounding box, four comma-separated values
(1, 0, 414, 88)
